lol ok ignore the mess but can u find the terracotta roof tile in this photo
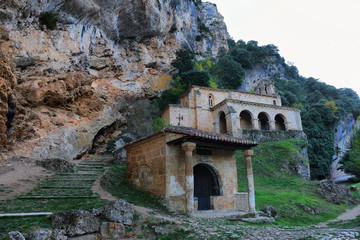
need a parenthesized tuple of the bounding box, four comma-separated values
(161, 126, 257, 145)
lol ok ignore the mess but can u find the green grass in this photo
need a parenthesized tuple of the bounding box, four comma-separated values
(236, 139, 360, 226)
(0, 164, 107, 238)
(0, 216, 50, 238)
(101, 164, 170, 213)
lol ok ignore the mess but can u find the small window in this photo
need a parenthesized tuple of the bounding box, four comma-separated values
(208, 94, 214, 107)
(273, 100, 277, 105)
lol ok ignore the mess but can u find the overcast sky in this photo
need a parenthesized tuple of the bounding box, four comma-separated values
(206, 0, 360, 96)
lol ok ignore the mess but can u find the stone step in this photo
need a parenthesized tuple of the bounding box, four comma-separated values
(0, 212, 52, 217)
(41, 186, 92, 189)
(18, 195, 98, 199)
(45, 179, 96, 181)
(57, 173, 98, 176)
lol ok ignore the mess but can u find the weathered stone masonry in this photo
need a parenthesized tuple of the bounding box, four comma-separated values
(126, 85, 305, 213)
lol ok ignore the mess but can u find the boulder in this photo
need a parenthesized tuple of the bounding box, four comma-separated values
(36, 158, 76, 173)
(100, 222, 125, 239)
(4, 231, 25, 240)
(319, 179, 358, 205)
(296, 202, 320, 215)
(27, 230, 52, 240)
(349, 185, 358, 192)
(102, 199, 135, 225)
(51, 229, 68, 240)
(67, 234, 98, 240)
(261, 205, 278, 218)
(50, 210, 101, 237)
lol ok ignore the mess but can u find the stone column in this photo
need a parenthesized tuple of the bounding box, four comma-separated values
(269, 120, 275, 131)
(242, 149, 257, 216)
(181, 142, 196, 212)
(226, 112, 239, 137)
(252, 119, 260, 130)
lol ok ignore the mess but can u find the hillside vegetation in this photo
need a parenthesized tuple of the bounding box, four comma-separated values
(236, 139, 359, 226)
(154, 39, 360, 180)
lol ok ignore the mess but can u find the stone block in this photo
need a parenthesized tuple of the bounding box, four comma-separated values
(100, 222, 125, 239)
(102, 199, 135, 225)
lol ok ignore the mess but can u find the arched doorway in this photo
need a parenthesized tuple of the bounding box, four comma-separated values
(194, 164, 220, 210)
(258, 112, 270, 130)
(240, 110, 253, 130)
(219, 111, 227, 134)
(275, 114, 286, 131)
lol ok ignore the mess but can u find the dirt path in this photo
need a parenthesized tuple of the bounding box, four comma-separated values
(336, 204, 360, 221)
(0, 157, 53, 201)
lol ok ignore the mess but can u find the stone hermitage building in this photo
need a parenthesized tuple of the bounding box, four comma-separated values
(125, 86, 303, 213)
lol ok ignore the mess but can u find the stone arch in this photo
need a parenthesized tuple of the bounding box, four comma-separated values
(193, 163, 221, 210)
(218, 111, 227, 134)
(258, 112, 270, 130)
(275, 114, 286, 131)
(134, 164, 154, 191)
(240, 110, 253, 130)
(208, 94, 214, 108)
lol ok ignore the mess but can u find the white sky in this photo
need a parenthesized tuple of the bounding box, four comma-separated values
(206, 0, 360, 96)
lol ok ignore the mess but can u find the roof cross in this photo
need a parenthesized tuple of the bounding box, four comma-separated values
(176, 113, 183, 126)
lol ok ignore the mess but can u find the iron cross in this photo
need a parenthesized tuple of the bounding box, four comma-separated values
(176, 113, 183, 126)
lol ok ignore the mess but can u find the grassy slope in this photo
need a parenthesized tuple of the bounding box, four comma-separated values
(236, 139, 358, 226)
(101, 165, 170, 213)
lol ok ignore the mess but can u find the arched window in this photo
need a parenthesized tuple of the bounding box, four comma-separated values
(275, 114, 286, 131)
(273, 100, 277, 105)
(208, 94, 214, 108)
(240, 110, 253, 130)
(219, 111, 227, 134)
(258, 112, 270, 130)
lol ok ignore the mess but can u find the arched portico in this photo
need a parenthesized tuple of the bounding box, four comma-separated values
(258, 112, 270, 130)
(240, 110, 253, 130)
(275, 114, 286, 131)
(218, 111, 227, 134)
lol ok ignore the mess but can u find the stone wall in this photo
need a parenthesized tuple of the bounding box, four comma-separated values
(241, 130, 306, 143)
(180, 86, 282, 108)
(125, 134, 167, 197)
(165, 142, 247, 212)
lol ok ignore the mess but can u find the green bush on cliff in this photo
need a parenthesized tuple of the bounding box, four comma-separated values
(39, 11, 58, 30)
(340, 128, 360, 179)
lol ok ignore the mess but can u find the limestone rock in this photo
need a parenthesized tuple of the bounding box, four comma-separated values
(102, 199, 135, 225)
(50, 210, 101, 237)
(51, 229, 68, 240)
(36, 158, 76, 173)
(27, 230, 52, 240)
(100, 221, 125, 239)
(261, 205, 278, 218)
(319, 179, 358, 205)
(5, 231, 25, 240)
(0, 0, 229, 159)
(67, 234, 98, 240)
(296, 202, 320, 215)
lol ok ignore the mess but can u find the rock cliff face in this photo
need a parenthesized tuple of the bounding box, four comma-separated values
(240, 57, 283, 95)
(0, 0, 228, 160)
(331, 115, 358, 178)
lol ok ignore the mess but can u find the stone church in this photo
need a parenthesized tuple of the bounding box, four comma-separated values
(125, 86, 302, 213)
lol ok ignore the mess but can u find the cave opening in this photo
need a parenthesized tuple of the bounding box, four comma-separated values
(5, 94, 16, 136)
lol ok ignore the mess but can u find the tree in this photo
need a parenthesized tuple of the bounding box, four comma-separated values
(172, 49, 195, 73)
(215, 55, 245, 90)
(340, 128, 360, 178)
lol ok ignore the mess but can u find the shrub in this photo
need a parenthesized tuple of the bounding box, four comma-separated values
(39, 11, 58, 30)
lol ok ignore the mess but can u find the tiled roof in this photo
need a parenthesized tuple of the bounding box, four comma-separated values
(124, 126, 257, 149)
(160, 126, 257, 145)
